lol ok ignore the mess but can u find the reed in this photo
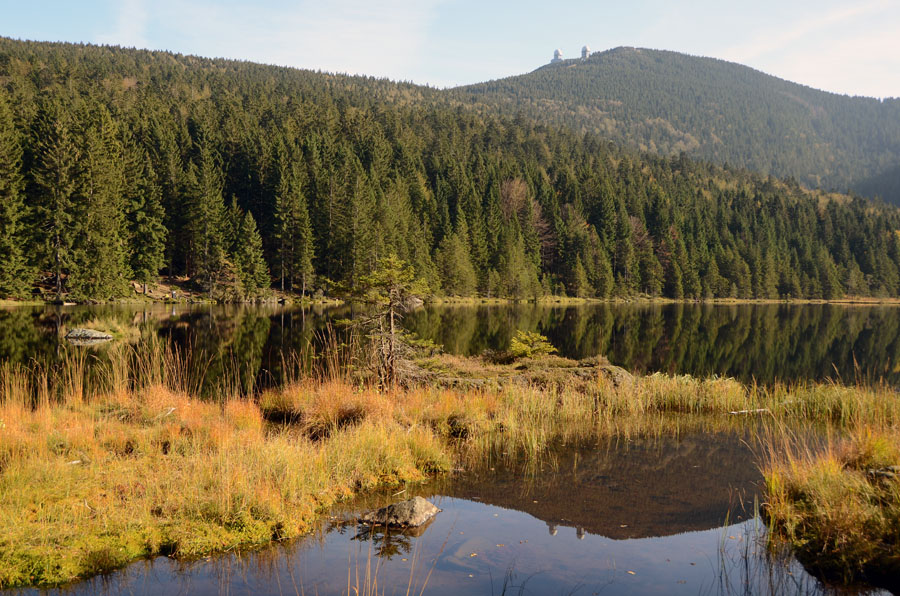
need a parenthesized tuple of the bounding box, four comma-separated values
(760, 424, 900, 586)
(2, 344, 899, 587)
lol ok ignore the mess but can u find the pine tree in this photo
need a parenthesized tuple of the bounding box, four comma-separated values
(0, 92, 30, 298)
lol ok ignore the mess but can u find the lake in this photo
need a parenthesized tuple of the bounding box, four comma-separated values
(2, 302, 900, 390)
(3, 302, 899, 594)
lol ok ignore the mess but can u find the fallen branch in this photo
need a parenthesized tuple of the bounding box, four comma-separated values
(153, 407, 176, 420)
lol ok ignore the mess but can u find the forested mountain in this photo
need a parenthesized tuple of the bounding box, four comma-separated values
(452, 47, 900, 205)
(2, 37, 900, 302)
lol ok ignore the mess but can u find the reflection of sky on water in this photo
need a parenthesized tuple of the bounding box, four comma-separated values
(20, 500, 836, 596)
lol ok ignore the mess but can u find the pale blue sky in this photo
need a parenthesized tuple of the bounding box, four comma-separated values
(2, 0, 899, 97)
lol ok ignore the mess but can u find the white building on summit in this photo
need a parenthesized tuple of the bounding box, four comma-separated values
(551, 46, 591, 64)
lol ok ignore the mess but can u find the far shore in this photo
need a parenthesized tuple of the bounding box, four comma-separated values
(5, 293, 900, 309)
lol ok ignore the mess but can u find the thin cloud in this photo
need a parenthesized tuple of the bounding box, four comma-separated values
(719, 0, 893, 62)
(100, 0, 446, 81)
(95, 0, 149, 48)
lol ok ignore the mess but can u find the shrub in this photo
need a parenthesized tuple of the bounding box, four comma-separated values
(508, 330, 557, 359)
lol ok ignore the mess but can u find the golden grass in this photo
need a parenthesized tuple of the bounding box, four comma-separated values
(3, 344, 900, 588)
(0, 383, 448, 587)
(761, 425, 900, 584)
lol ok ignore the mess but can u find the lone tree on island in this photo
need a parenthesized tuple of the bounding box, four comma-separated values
(340, 253, 428, 386)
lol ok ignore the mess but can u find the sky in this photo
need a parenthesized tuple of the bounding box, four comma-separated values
(2, 0, 899, 98)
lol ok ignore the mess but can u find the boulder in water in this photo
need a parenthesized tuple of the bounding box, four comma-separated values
(360, 496, 441, 528)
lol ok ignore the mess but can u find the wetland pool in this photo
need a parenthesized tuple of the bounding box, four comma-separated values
(13, 431, 881, 596)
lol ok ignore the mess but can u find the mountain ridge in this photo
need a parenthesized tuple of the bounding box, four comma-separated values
(451, 46, 900, 204)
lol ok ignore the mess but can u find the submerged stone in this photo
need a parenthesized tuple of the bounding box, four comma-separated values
(360, 496, 441, 528)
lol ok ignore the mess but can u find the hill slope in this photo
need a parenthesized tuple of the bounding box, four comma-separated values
(2, 38, 900, 302)
(452, 47, 900, 204)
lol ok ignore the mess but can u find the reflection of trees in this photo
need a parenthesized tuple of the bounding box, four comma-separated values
(351, 524, 417, 560)
(0, 308, 52, 364)
(159, 307, 273, 396)
(404, 304, 900, 385)
(6, 303, 900, 393)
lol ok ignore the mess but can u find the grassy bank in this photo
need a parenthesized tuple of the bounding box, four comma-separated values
(762, 426, 900, 586)
(2, 346, 900, 587)
(0, 382, 450, 587)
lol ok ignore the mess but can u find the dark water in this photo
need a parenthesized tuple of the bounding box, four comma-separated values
(15, 432, 871, 596)
(3, 302, 900, 388)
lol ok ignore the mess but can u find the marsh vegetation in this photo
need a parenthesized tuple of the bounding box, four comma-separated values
(1, 324, 898, 591)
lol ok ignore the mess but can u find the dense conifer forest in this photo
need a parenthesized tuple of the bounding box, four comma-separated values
(1, 37, 900, 302)
(454, 47, 900, 205)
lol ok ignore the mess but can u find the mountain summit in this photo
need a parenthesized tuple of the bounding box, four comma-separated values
(452, 47, 900, 204)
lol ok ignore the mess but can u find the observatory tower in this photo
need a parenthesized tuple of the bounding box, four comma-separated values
(581, 45, 591, 60)
(551, 49, 563, 64)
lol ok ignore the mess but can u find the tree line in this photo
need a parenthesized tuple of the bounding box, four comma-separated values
(2, 38, 900, 301)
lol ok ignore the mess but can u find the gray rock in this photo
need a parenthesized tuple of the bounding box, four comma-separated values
(403, 296, 425, 310)
(360, 496, 441, 528)
(598, 364, 635, 388)
(65, 328, 113, 346)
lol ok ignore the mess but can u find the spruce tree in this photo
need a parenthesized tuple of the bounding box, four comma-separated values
(31, 102, 79, 300)
(0, 92, 29, 298)
(187, 136, 227, 294)
(436, 219, 477, 296)
(273, 161, 294, 292)
(234, 211, 270, 300)
(68, 104, 131, 300)
(293, 187, 315, 296)
(590, 245, 615, 298)
(128, 154, 167, 294)
(274, 162, 315, 295)
(573, 257, 592, 298)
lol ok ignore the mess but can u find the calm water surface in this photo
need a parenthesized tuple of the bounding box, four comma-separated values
(14, 432, 878, 596)
(4, 303, 899, 594)
(2, 302, 900, 388)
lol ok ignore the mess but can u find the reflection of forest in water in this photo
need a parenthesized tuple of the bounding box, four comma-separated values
(2, 303, 900, 391)
(405, 303, 900, 384)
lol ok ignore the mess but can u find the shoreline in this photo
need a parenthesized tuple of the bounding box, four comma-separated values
(5, 294, 900, 308)
(1, 348, 898, 588)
